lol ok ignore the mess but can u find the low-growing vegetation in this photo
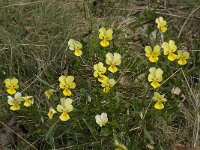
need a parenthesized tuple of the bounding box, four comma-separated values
(0, 0, 200, 149)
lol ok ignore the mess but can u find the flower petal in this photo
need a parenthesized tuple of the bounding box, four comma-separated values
(59, 76, 66, 84)
(8, 97, 15, 105)
(145, 46, 152, 57)
(151, 81, 160, 88)
(66, 76, 74, 83)
(100, 39, 109, 47)
(95, 115, 101, 124)
(168, 52, 177, 61)
(56, 104, 64, 112)
(63, 88, 72, 96)
(101, 113, 108, 122)
(59, 112, 70, 121)
(183, 52, 189, 59)
(10, 103, 20, 111)
(64, 98, 73, 112)
(99, 27, 106, 39)
(108, 79, 116, 87)
(7, 88, 16, 95)
(14, 92, 22, 102)
(154, 101, 164, 110)
(149, 55, 159, 62)
(113, 53, 121, 65)
(106, 53, 113, 65)
(68, 39, 75, 50)
(178, 58, 187, 65)
(48, 108, 57, 119)
(74, 49, 82, 56)
(108, 65, 118, 73)
(153, 45, 161, 56)
(106, 28, 113, 40)
(11, 78, 19, 86)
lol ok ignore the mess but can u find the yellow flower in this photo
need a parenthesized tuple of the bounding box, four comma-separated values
(45, 89, 55, 99)
(98, 76, 116, 93)
(145, 45, 161, 62)
(48, 108, 57, 119)
(148, 67, 163, 89)
(162, 40, 177, 61)
(68, 39, 83, 56)
(7, 92, 23, 111)
(155, 17, 167, 32)
(93, 62, 107, 78)
(58, 75, 76, 96)
(99, 27, 113, 47)
(105, 53, 121, 73)
(97, 75, 108, 83)
(177, 51, 190, 65)
(114, 140, 128, 150)
(152, 92, 167, 110)
(56, 98, 73, 121)
(4, 78, 19, 95)
(21, 96, 34, 107)
(95, 113, 108, 127)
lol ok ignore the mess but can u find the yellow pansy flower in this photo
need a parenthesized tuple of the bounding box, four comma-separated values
(105, 53, 121, 73)
(162, 40, 177, 61)
(114, 140, 128, 150)
(48, 108, 57, 119)
(56, 98, 73, 121)
(98, 76, 116, 93)
(7, 92, 23, 111)
(152, 92, 167, 110)
(21, 96, 34, 107)
(155, 16, 167, 32)
(177, 51, 190, 65)
(97, 75, 108, 83)
(45, 89, 55, 99)
(99, 27, 113, 47)
(95, 113, 108, 127)
(58, 75, 76, 96)
(68, 39, 83, 56)
(4, 78, 19, 95)
(145, 45, 161, 62)
(93, 62, 107, 78)
(148, 67, 163, 89)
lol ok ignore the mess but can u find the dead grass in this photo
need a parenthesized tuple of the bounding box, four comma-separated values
(0, 0, 200, 149)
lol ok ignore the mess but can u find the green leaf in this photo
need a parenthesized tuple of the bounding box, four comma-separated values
(101, 127, 111, 137)
(144, 129, 154, 144)
(45, 120, 59, 148)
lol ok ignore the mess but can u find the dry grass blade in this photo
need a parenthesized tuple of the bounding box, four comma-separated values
(55, 141, 100, 149)
(181, 68, 200, 148)
(0, 121, 38, 150)
(178, 5, 200, 38)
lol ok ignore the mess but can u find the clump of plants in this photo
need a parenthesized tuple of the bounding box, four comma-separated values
(1, 15, 193, 149)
